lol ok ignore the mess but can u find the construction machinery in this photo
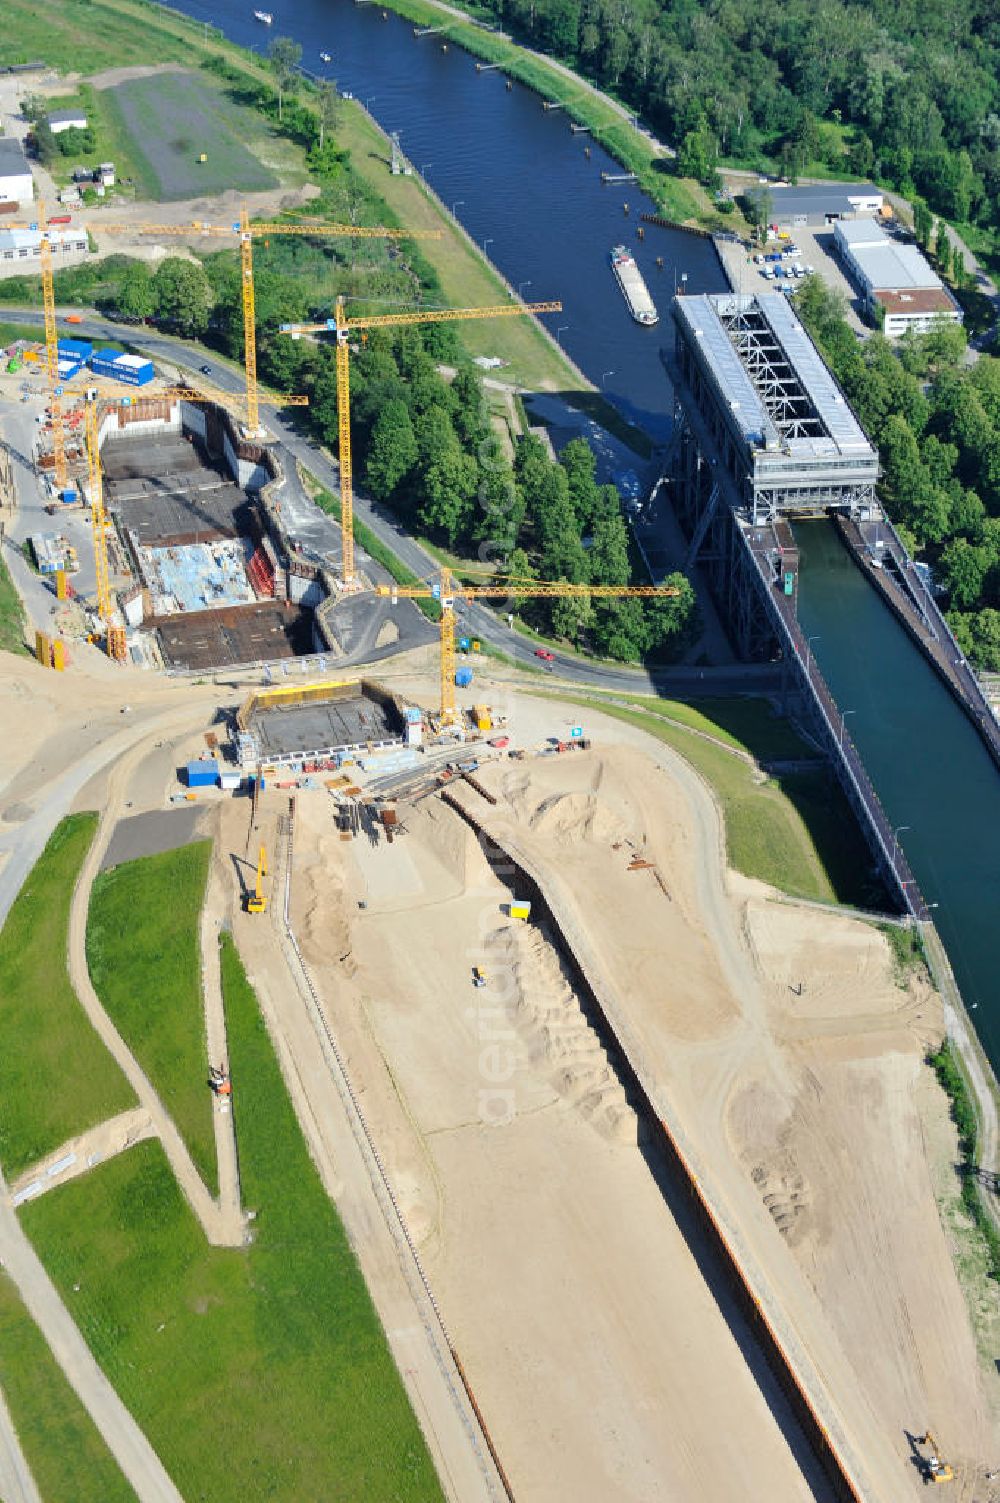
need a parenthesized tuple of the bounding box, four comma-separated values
(279, 296, 562, 587)
(916, 1433, 955, 1485)
(246, 844, 268, 914)
(378, 565, 681, 725)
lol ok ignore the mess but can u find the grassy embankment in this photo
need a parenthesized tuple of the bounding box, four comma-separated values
(0, 1273, 138, 1502)
(928, 1040, 1000, 1284)
(549, 690, 881, 906)
(0, 813, 135, 1178)
(86, 841, 218, 1196)
(0, 551, 28, 655)
(19, 933, 445, 1503)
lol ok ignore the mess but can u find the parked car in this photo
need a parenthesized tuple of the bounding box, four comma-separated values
(534, 647, 555, 661)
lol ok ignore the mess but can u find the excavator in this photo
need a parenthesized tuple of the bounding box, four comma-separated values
(246, 845, 267, 915)
(916, 1432, 955, 1484)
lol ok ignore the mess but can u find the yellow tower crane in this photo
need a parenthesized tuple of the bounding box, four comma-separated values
(82, 206, 441, 436)
(377, 566, 681, 725)
(34, 206, 69, 496)
(18, 205, 440, 481)
(83, 393, 127, 660)
(279, 298, 562, 588)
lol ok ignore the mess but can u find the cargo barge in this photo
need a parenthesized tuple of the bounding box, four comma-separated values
(610, 244, 658, 326)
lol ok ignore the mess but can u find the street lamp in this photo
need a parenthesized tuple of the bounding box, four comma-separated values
(420, 162, 433, 178)
(891, 824, 910, 871)
(839, 709, 855, 748)
(518, 279, 532, 299)
(365, 96, 376, 113)
(556, 324, 569, 345)
(483, 236, 494, 255)
(805, 633, 820, 677)
(601, 369, 615, 388)
(452, 199, 464, 218)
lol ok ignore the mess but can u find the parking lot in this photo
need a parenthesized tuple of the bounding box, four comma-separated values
(715, 225, 869, 334)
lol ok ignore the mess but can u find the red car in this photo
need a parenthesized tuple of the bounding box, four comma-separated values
(534, 648, 555, 661)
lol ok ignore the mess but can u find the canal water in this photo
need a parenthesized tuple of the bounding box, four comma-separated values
(170, 0, 1000, 1069)
(797, 523, 1000, 1065)
(170, 0, 726, 439)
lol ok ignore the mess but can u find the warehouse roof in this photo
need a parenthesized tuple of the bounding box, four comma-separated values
(767, 181, 883, 217)
(48, 108, 87, 125)
(674, 293, 875, 460)
(0, 137, 30, 172)
(834, 218, 889, 249)
(851, 241, 942, 292)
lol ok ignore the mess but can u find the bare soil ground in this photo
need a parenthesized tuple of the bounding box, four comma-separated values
(289, 787, 817, 1502)
(279, 692, 1000, 1501)
(457, 745, 999, 1499)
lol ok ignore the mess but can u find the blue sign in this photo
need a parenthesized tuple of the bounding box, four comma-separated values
(569, 726, 584, 739)
(458, 636, 470, 652)
(431, 582, 441, 600)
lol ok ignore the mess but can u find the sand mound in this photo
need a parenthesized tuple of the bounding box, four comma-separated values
(527, 789, 630, 848)
(295, 831, 354, 970)
(488, 923, 638, 1145)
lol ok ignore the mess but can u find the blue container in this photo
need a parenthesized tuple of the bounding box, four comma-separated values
(186, 758, 219, 788)
(58, 338, 92, 362)
(455, 667, 474, 687)
(60, 488, 77, 504)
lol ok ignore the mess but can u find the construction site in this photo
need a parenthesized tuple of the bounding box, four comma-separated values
(2, 202, 999, 1503)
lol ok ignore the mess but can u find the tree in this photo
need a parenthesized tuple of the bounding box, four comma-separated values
(151, 257, 213, 338)
(116, 264, 155, 323)
(559, 437, 598, 526)
(940, 537, 991, 608)
(677, 126, 719, 187)
(316, 79, 341, 150)
(269, 36, 302, 122)
(933, 217, 950, 269)
(913, 199, 933, 250)
(742, 186, 773, 245)
(588, 511, 630, 586)
(32, 118, 55, 167)
(365, 399, 417, 502)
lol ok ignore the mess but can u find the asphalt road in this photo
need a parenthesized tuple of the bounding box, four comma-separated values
(4, 305, 780, 697)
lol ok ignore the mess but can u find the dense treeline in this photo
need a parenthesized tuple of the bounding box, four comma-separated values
(260, 322, 695, 661)
(797, 278, 1000, 670)
(474, 0, 1000, 248)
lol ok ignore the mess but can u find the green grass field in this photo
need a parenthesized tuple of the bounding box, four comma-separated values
(103, 71, 278, 201)
(557, 696, 879, 905)
(0, 0, 196, 72)
(582, 690, 819, 762)
(0, 815, 135, 1178)
(19, 935, 444, 1503)
(87, 842, 217, 1195)
(0, 1273, 137, 1502)
(0, 551, 27, 656)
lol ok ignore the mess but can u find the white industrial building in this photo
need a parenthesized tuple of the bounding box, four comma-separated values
(47, 108, 88, 135)
(833, 219, 962, 337)
(0, 138, 33, 203)
(0, 225, 88, 275)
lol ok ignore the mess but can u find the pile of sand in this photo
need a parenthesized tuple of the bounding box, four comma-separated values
(488, 922, 637, 1145)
